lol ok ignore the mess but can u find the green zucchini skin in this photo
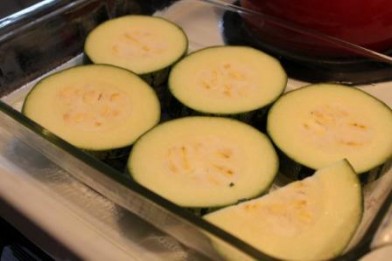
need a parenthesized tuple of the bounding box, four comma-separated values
(275, 146, 387, 184)
(83, 53, 176, 88)
(140, 66, 172, 88)
(84, 15, 189, 87)
(267, 83, 392, 180)
(166, 94, 270, 130)
(168, 45, 287, 126)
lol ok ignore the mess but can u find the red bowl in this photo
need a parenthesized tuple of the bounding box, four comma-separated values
(240, 0, 392, 58)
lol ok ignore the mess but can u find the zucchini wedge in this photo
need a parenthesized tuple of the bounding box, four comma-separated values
(127, 116, 279, 208)
(204, 159, 363, 261)
(84, 15, 188, 86)
(168, 46, 287, 122)
(267, 83, 392, 177)
(22, 64, 160, 153)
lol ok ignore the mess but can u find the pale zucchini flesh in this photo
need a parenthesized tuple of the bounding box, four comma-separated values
(169, 46, 287, 115)
(204, 159, 363, 261)
(127, 116, 279, 208)
(22, 65, 160, 151)
(84, 15, 188, 85)
(267, 83, 392, 174)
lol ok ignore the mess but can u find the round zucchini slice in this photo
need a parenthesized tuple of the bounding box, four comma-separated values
(267, 83, 392, 175)
(22, 64, 160, 152)
(127, 116, 279, 208)
(168, 46, 287, 120)
(84, 15, 188, 86)
(204, 159, 363, 261)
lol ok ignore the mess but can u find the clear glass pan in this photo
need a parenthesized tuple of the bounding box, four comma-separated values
(0, 0, 391, 260)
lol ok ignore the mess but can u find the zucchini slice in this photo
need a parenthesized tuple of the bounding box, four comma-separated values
(168, 46, 287, 119)
(22, 64, 160, 152)
(267, 83, 392, 175)
(204, 159, 363, 261)
(84, 15, 188, 86)
(127, 116, 278, 208)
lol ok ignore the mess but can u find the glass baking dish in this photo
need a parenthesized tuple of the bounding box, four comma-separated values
(0, 0, 391, 260)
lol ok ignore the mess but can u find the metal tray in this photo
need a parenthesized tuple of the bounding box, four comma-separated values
(0, 0, 391, 260)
